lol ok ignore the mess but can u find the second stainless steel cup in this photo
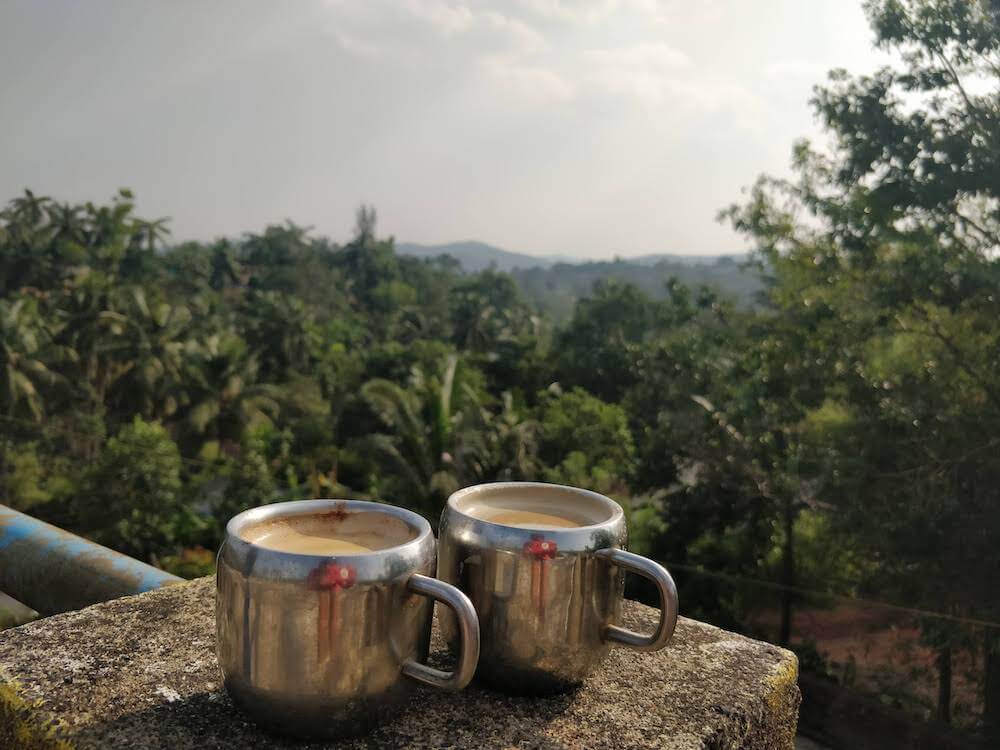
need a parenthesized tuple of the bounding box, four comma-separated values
(216, 499, 480, 739)
(438, 482, 678, 694)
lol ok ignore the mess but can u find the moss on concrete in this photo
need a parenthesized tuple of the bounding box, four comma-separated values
(0, 673, 73, 750)
(0, 577, 799, 749)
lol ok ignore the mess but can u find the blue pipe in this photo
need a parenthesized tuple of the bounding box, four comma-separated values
(0, 504, 182, 617)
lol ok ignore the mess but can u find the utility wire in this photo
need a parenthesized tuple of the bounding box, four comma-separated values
(660, 560, 1000, 630)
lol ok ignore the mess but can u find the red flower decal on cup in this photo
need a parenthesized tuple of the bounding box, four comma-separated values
(523, 536, 557, 560)
(524, 535, 557, 619)
(310, 561, 356, 662)
(308, 561, 357, 591)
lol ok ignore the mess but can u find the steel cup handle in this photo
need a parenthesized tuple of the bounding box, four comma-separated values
(402, 573, 480, 690)
(594, 548, 678, 652)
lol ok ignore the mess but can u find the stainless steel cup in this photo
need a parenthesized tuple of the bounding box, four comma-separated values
(438, 482, 678, 694)
(216, 499, 480, 739)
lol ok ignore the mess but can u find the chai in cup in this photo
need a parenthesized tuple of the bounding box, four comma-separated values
(216, 499, 480, 739)
(438, 482, 678, 694)
(468, 502, 593, 529)
(240, 510, 415, 555)
(465, 485, 600, 529)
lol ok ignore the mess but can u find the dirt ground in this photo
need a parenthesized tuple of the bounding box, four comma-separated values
(755, 603, 984, 730)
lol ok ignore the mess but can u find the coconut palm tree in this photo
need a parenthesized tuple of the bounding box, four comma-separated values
(240, 290, 319, 381)
(450, 271, 536, 353)
(180, 333, 280, 450)
(454, 389, 539, 484)
(360, 355, 461, 515)
(102, 287, 194, 421)
(0, 297, 64, 421)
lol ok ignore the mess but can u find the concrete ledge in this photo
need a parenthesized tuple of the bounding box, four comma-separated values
(0, 577, 799, 749)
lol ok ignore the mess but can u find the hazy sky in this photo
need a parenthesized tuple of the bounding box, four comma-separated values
(0, 1, 888, 258)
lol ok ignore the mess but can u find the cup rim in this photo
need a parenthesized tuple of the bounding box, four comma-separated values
(446, 481, 624, 533)
(225, 498, 432, 560)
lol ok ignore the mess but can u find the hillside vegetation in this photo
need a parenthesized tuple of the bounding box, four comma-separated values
(396, 240, 549, 272)
(397, 242, 761, 320)
(512, 256, 761, 320)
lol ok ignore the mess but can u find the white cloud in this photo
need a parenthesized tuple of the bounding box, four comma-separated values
(400, 0, 474, 35)
(762, 59, 831, 80)
(483, 10, 546, 56)
(585, 42, 718, 108)
(516, 0, 617, 25)
(628, 0, 724, 24)
(323, 1, 546, 61)
(324, 1, 561, 103)
(480, 56, 575, 103)
(589, 66, 724, 109)
(323, 2, 746, 112)
(517, 0, 721, 25)
(586, 42, 690, 71)
(330, 30, 382, 58)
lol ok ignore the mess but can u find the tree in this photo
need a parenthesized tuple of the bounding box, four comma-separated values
(240, 222, 312, 289)
(0, 297, 61, 421)
(724, 0, 1000, 729)
(209, 241, 241, 291)
(79, 417, 184, 560)
(102, 288, 193, 422)
(455, 390, 539, 483)
(622, 285, 833, 640)
(354, 204, 377, 245)
(537, 387, 635, 494)
(450, 271, 535, 354)
(554, 280, 660, 402)
(359, 355, 464, 516)
(216, 432, 277, 522)
(335, 205, 407, 323)
(240, 290, 320, 381)
(181, 333, 280, 449)
(0, 191, 61, 294)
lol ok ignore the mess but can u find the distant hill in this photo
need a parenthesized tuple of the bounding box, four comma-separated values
(512, 257, 761, 321)
(396, 241, 748, 273)
(395, 241, 553, 273)
(395, 240, 761, 320)
(629, 252, 751, 266)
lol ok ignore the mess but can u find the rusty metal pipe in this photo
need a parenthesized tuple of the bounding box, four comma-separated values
(0, 504, 182, 617)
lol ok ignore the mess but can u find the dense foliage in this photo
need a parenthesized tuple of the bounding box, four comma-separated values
(0, 0, 998, 739)
(511, 256, 761, 321)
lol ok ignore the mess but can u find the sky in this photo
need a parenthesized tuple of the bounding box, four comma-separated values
(0, 0, 889, 258)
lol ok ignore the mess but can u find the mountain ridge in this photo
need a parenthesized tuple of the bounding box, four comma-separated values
(395, 240, 759, 321)
(395, 241, 550, 272)
(395, 240, 745, 273)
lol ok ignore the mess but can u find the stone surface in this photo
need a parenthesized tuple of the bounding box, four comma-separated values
(0, 577, 799, 749)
